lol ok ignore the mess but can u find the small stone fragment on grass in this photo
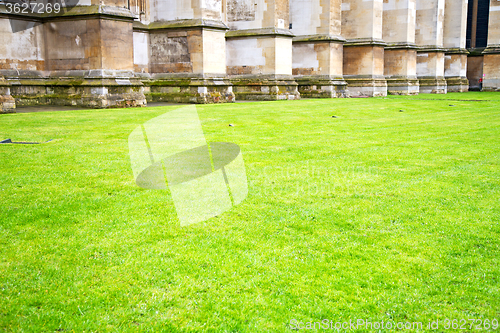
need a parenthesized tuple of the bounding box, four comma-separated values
(229, 124, 234, 127)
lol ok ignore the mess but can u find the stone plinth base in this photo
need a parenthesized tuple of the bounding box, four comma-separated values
(445, 77, 469, 92)
(145, 76, 235, 104)
(445, 49, 469, 92)
(230, 76, 299, 101)
(295, 76, 348, 98)
(386, 77, 419, 95)
(384, 45, 418, 95)
(482, 48, 500, 91)
(3, 70, 147, 108)
(0, 80, 16, 113)
(0, 95, 16, 114)
(343, 39, 387, 97)
(344, 76, 387, 97)
(418, 77, 447, 94)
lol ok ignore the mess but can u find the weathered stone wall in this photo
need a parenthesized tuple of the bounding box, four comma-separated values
(133, 31, 149, 73)
(342, 0, 383, 40)
(45, 18, 133, 71)
(383, 0, 416, 44)
(291, 0, 341, 35)
(486, 0, 500, 46)
(227, 36, 292, 75)
(292, 42, 343, 76)
(0, 19, 44, 70)
(343, 45, 384, 76)
(467, 55, 483, 89)
(202, 29, 227, 74)
(227, 0, 288, 29)
(482, 0, 500, 91)
(2, 0, 500, 108)
(150, 31, 193, 73)
(384, 49, 416, 76)
(443, 0, 467, 48)
(415, 0, 445, 47)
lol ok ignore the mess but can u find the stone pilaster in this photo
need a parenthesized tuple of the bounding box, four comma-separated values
(225, 0, 299, 101)
(383, 0, 419, 95)
(342, 0, 387, 97)
(443, 0, 469, 92)
(482, 0, 500, 91)
(290, 0, 347, 98)
(415, 0, 447, 93)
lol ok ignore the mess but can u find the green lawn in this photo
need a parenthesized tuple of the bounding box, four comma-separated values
(1, 92, 499, 332)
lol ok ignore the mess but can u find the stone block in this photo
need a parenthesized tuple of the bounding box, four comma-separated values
(0, 95, 16, 114)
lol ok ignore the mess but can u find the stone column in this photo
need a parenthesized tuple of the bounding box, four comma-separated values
(415, 0, 447, 93)
(383, 0, 419, 95)
(482, 0, 500, 91)
(225, 0, 299, 100)
(138, 0, 234, 103)
(341, 0, 387, 97)
(290, 0, 347, 98)
(443, 0, 469, 92)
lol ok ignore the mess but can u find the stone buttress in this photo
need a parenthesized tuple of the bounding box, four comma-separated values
(225, 0, 299, 100)
(383, 0, 419, 95)
(443, 0, 469, 92)
(415, 0, 447, 93)
(290, 0, 347, 98)
(482, 0, 500, 91)
(0, 2, 147, 109)
(134, 0, 234, 103)
(341, 0, 387, 97)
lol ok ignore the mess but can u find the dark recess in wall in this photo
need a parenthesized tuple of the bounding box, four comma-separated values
(466, 0, 490, 48)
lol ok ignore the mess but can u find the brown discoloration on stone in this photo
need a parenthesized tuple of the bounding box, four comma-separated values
(44, 18, 133, 71)
(466, 55, 483, 89)
(324, 0, 342, 35)
(483, 53, 500, 91)
(263, 0, 289, 28)
(383, 0, 416, 44)
(417, 51, 445, 77)
(228, 65, 261, 75)
(384, 49, 417, 76)
(101, 20, 134, 70)
(343, 45, 384, 76)
(342, 0, 384, 39)
(149, 31, 194, 74)
(45, 20, 94, 70)
(0, 60, 44, 71)
(0, 95, 16, 114)
(444, 53, 468, 92)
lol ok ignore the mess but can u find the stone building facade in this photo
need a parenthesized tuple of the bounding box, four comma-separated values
(0, 0, 499, 112)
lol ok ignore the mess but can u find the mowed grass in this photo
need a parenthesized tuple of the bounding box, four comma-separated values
(0, 92, 499, 332)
